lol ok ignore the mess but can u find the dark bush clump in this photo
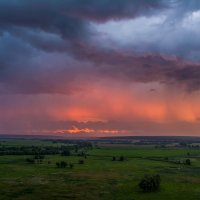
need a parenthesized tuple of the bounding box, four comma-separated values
(26, 158, 35, 164)
(119, 156, 125, 161)
(69, 163, 74, 169)
(112, 156, 116, 161)
(139, 175, 161, 192)
(56, 161, 67, 168)
(61, 150, 71, 156)
(185, 159, 191, 165)
(78, 160, 84, 164)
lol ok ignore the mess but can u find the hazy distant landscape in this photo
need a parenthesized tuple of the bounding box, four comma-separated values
(2, 0, 200, 199)
(0, 136, 200, 200)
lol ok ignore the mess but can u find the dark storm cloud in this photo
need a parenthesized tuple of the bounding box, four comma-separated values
(0, 31, 87, 94)
(0, 0, 166, 43)
(168, 65, 200, 92)
(8, 27, 70, 53)
(1, 0, 200, 94)
(73, 43, 200, 91)
(0, 0, 165, 54)
(0, 0, 164, 24)
(0, 0, 167, 94)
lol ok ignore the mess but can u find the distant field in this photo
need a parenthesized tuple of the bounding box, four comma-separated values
(90, 147, 200, 158)
(0, 139, 200, 200)
(96, 143, 156, 148)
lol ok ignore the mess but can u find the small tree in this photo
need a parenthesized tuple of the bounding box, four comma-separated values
(56, 161, 67, 168)
(165, 157, 169, 161)
(79, 160, 84, 164)
(61, 150, 71, 156)
(26, 158, 35, 164)
(139, 175, 161, 192)
(61, 161, 67, 168)
(56, 162, 60, 168)
(69, 163, 74, 169)
(34, 155, 45, 164)
(78, 151, 86, 157)
(112, 156, 116, 161)
(185, 159, 191, 165)
(119, 156, 125, 161)
(74, 145, 78, 153)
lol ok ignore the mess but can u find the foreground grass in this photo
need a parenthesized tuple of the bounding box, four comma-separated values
(0, 148, 200, 199)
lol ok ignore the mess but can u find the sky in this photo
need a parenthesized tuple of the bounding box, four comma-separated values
(1, 0, 200, 137)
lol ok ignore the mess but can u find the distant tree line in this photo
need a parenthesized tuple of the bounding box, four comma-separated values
(0, 145, 70, 155)
(0, 141, 93, 156)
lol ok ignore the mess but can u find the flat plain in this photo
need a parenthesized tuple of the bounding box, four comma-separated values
(0, 138, 200, 200)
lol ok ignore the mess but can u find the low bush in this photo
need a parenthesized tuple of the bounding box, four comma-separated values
(139, 175, 161, 192)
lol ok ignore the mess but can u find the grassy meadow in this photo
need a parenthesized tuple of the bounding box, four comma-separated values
(0, 138, 200, 200)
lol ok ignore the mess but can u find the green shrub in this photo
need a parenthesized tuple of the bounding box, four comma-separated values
(79, 160, 84, 164)
(56, 161, 68, 168)
(139, 175, 161, 192)
(185, 159, 191, 165)
(69, 163, 74, 169)
(119, 156, 125, 161)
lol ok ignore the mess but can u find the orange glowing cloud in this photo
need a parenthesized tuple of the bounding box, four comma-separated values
(54, 126, 129, 136)
(66, 126, 94, 134)
(1, 79, 200, 136)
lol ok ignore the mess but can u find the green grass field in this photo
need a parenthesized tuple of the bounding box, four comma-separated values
(1, 140, 200, 200)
